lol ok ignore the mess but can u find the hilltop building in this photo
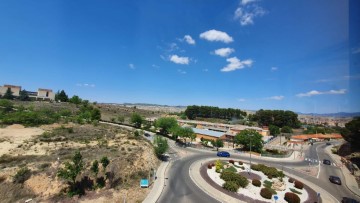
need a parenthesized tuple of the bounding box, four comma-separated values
(0, 84, 55, 101)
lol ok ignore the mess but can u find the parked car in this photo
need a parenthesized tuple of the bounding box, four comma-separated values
(217, 151, 230, 157)
(342, 197, 360, 203)
(329, 175, 342, 185)
(323, 159, 331, 165)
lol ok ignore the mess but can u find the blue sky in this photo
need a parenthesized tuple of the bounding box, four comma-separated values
(0, 0, 359, 114)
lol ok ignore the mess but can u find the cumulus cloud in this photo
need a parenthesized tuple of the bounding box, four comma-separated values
(234, 1, 266, 26)
(266, 96, 284, 100)
(183, 35, 195, 45)
(221, 57, 253, 72)
(76, 83, 95, 88)
(271, 67, 278, 72)
(170, 55, 190, 65)
(214, 48, 235, 57)
(200, 29, 234, 43)
(296, 89, 347, 97)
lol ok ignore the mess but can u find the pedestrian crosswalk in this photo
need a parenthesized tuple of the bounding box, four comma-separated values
(304, 158, 339, 166)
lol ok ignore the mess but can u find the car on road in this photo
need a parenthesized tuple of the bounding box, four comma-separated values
(342, 197, 360, 203)
(217, 151, 230, 157)
(326, 142, 332, 145)
(329, 175, 342, 185)
(323, 159, 331, 165)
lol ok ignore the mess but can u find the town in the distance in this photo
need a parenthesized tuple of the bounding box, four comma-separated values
(0, 83, 359, 203)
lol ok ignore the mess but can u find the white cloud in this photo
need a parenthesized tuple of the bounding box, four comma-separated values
(271, 67, 278, 72)
(241, 0, 257, 5)
(237, 98, 246, 102)
(129, 63, 135, 69)
(177, 69, 187, 74)
(199, 29, 234, 43)
(76, 83, 95, 88)
(221, 57, 253, 72)
(214, 48, 235, 57)
(183, 35, 195, 45)
(296, 89, 347, 97)
(170, 55, 190, 65)
(266, 96, 284, 100)
(234, 2, 266, 26)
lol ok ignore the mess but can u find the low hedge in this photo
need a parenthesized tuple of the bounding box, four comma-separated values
(260, 188, 272, 199)
(284, 192, 300, 203)
(252, 179, 261, 187)
(220, 171, 249, 188)
(223, 181, 240, 192)
(294, 181, 303, 189)
(250, 164, 284, 178)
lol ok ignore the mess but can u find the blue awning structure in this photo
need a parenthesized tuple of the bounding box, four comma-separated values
(140, 179, 149, 188)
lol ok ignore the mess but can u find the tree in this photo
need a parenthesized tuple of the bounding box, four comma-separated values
(19, 89, 30, 101)
(100, 156, 110, 172)
(211, 139, 224, 151)
(57, 151, 84, 196)
(281, 126, 293, 133)
(234, 129, 263, 153)
(55, 90, 69, 102)
(341, 117, 360, 150)
(130, 113, 144, 128)
(0, 99, 13, 113)
(154, 136, 169, 157)
(3, 88, 14, 100)
(90, 160, 99, 177)
(155, 117, 179, 134)
(269, 125, 280, 136)
(171, 126, 195, 142)
(69, 95, 82, 105)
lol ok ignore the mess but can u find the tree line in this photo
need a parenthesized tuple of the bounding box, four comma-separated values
(185, 105, 247, 120)
(249, 109, 300, 128)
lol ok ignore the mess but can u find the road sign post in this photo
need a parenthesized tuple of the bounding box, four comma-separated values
(274, 195, 278, 203)
(317, 192, 320, 203)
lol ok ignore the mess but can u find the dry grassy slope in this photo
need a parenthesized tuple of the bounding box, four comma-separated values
(0, 124, 159, 202)
(97, 103, 164, 122)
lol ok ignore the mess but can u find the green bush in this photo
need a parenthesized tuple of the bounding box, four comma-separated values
(294, 181, 303, 189)
(223, 166, 237, 173)
(223, 181, 239, 192)
(260, 188, 272, 199)
(220, 171, 248, 188)
(250, 164, 284, 178)
(290, 188, 302, 195)
(252, 179, 261, 187)
(284, 192, 300, 203)
(13, 167, 31, 184)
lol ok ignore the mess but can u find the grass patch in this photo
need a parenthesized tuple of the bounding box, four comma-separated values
(263, 180, 277, 194)
(290, 188, 302, 195)
(223, 166, 237, 173)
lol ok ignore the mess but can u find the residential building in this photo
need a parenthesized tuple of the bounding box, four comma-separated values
(0, 84, 21, 97)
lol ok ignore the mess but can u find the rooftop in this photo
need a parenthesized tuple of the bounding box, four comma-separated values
(192, 128, 224, 138)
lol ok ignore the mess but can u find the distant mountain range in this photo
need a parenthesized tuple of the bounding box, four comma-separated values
(298, 112, 360, 118)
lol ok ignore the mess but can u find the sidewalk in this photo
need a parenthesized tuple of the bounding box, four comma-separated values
(189, 158, 338, 203)
(142, 161, 171, 203)
(325, 146, 360, 197)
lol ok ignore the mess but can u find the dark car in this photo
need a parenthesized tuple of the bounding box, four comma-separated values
(329, 176, 342, 185)
(342, 197, 360, 203)
(323, 159, 331, 165)
(217, 151, 230, 157)
(326, 142, 332, 146)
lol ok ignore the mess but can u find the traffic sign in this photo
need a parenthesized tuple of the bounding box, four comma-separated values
(274, 195, 278, 200)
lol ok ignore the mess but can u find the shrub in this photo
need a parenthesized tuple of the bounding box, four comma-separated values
(220, 171, 248, 188)
(284, 192, 300, 203)
(260, 188, 272, 199)
(211, 163, 215, 167)
(13, 167, 31, 184)
(288, 178, 295, 183)
(229, 160, 235, 164)
(294, 181, 303, 189)
(238, 161, 243, 165)
(290, 188, 302, 195)
(252, 179, 261, 187)
(223, 181, 239, 192)
(208, 164, 212, 169)
(267, 174, 272, 179)
(215, 168, 221, 173)
(223, 166, 237, 173)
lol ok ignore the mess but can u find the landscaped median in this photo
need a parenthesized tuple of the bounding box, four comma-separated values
(189, 158, 332, 203)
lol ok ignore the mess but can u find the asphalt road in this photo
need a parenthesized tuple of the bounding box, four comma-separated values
(157, 141, 360, 203)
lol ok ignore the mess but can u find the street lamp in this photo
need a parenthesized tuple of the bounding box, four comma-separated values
(249, 134, 253, 173)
